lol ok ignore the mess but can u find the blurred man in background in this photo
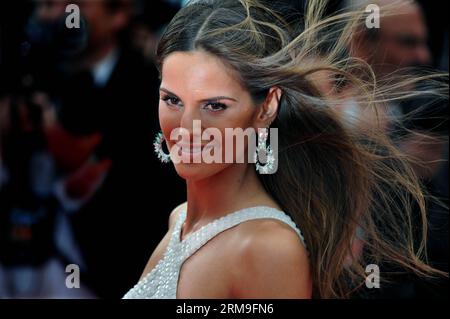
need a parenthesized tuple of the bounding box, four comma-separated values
(351, 0, 431, 76)
(349, 0, 449, 298)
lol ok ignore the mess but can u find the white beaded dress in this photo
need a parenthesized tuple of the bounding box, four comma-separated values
(123, 206, 306, 299)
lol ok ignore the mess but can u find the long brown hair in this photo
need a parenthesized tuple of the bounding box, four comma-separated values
(156, 0, 448, 298)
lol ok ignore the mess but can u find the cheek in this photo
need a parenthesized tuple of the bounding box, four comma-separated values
(208, 106, 257, 161)
(210, 103, 256, 129)
(158, 103, 179, 144)
(386, 43, 406, 61)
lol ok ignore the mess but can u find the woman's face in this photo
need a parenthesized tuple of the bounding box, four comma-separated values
(159, 50, 261, 181)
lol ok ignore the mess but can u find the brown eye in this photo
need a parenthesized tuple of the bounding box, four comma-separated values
(204, 102, 227, 112)
(161, 95, 182, 107)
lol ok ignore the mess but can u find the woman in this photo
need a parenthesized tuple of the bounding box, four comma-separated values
(124, 0, 447, 298)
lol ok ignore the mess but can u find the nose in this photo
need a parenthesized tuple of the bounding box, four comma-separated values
(415, 44, 431, 65)
(180, 105, 200, 132)
(179, 104, 203, 142)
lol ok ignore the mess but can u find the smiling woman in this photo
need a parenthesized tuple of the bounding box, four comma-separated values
(122, 0, 448, 299)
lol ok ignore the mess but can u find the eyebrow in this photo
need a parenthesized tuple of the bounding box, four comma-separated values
(160, 87, 238, 102)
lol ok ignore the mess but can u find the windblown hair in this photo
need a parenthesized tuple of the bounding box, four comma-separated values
(155, 0, 448, 298)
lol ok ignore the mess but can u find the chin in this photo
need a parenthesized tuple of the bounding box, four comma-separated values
(173, 162, 230, 181)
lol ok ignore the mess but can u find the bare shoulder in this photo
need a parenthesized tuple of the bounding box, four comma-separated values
(230, 219, 312, 298)
(168, 202, 187, 229)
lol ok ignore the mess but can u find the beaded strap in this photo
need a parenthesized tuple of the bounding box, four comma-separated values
(178, 206, 307, 260)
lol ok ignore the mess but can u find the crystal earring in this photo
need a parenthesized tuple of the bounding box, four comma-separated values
(153, 131, 171, 163)
(254, 128, 275, 174)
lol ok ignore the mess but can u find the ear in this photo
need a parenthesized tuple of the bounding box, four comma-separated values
(255, 87, 282, 128)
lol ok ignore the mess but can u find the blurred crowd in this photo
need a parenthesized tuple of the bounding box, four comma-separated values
(0, 0, 186, 298)
(0, 0, 448, 298)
